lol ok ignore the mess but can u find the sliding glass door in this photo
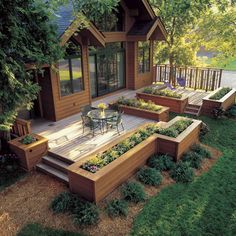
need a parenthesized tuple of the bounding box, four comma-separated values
(89, 43, 125, 98)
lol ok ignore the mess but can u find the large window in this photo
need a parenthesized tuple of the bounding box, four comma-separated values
(59, 41, 84, 97)
(94, 5, 125, 32)
(138, 41, 151, 74)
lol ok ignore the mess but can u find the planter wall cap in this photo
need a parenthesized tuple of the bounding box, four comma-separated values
(203, 87, 236, 102)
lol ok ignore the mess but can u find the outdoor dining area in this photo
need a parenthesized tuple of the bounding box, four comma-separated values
(81, 103, 124, 136)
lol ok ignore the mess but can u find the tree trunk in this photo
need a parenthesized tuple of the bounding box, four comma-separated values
(169, 53, 175, 87)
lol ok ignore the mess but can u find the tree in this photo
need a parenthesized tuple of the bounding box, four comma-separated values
(150, 0, 211, 84)
(0, 0, 64, 134)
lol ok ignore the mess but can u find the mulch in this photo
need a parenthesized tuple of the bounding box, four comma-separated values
(0, 144, 222, 236)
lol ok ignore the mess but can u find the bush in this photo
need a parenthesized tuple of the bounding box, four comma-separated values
(191, 144, 212, 159)
(121, 182, 146, 203)
(226, 105, 236, 118)
(182, 151, 203, 169)
(170, 162, 194, 183)
(147, 154, 175, 171)
(106, 199, 128, 218)
(212, 107, 225, 119)
(137, 168, 162, 186)
(200, 122, 210, 140)
(209, 87, 231, 100)
(73, 202, 99, 226)
(50, 192, 77, 214)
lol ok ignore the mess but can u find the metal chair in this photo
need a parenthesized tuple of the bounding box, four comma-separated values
(80, 105, 96, 116)
(81, 115, 102, 137)
(106, 111, 124, 135)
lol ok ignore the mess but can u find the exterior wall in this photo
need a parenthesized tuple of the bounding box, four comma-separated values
(49, 36, 91, 121)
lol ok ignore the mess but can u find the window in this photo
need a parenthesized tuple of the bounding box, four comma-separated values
(94, 5, 125, 32)
(59, 41, 84, 97)
(138, 41, 151, 74)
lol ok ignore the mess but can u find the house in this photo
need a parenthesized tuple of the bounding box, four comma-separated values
(25, 0, 167, 121)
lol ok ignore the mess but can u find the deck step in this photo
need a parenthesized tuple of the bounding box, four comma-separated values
(48, 151, 74, 165)
(184, 104, 202, 116)
(36, 162, 69, 184)
(42, 155, 70, 173)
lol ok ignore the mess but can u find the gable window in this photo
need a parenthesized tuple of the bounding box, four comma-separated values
(59, 41, 84, 97)
(138, 41, 151, 74)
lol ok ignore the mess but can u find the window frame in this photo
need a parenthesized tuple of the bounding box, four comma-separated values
(138, 41, 151, 74)
(58, 43, 85, 98)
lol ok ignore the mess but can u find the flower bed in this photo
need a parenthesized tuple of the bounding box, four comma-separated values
(156, 117, 202, 161)
(67, 125, 158, 203)
(137, 88, 188, 113)
(112, 97, 169, 121)
(201, 87, 236, 117)
(8, 134, 48, 171)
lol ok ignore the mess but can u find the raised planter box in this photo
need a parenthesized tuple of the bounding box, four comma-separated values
(67, 127, 158, 203)
(156, 116, 202, 161)
(115, 104, 170, 122)
(136, 92, 188, 113)
(8, 134, 48, 171)
(201, 88, 236, 116)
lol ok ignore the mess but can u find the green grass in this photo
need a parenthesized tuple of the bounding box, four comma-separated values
(17, 223, 85, 236)
(131, 116, 236, 236)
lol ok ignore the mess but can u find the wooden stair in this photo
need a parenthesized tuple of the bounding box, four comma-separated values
(184, 104, 202, 116)
(36, 154, 71, 184)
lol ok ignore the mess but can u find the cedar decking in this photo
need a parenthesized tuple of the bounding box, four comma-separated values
(32, 88, 210, 163)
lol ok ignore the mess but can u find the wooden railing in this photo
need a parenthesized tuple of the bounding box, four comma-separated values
(154, 64, 223, 91)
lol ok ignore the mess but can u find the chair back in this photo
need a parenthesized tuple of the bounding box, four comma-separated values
(11, 118, 32, 138)
(116, 111, 123, 124)
(177, 77, 186, 87)
(164, 81, 176, 90)
(81, 105, 92, 116)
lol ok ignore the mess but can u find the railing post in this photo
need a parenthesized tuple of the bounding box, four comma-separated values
(218, 69, 223, 88)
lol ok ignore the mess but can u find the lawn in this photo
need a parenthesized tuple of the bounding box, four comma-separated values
(131, 116, 236, 236)
(17, 223, 85, 236)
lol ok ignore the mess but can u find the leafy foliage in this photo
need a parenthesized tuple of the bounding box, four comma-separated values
(121, 182, 146, 203)
(226, 105, 236, 118)
(209, 87, 232, 100)
(170, 162, 194, 183)
(0, 0, 63, 131)
(182, 151, 203, 169)
(143, 87, 182, 99)
(191, 144, 212, 159)
(20, 135, 37, 145)
(137, 168, 162, 186)
(147, 154, 175, 171)
(106, 199, 128, 218)
(212, 107, 225, 119)
(117, 97, 163, 112)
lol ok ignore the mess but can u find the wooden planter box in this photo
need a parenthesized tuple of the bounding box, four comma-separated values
(8, 134, 48, 171)
(116, 105, 170, 121)
(156, 116, 202, 161)
(136, 92, 188, 113)
(201, 88, 236, 116)
(67, 128, 158, 203)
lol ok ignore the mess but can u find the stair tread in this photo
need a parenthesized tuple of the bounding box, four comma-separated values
(184, 110, 199, 115)
(42, 155, 70, 168)
(185, 107, 200, 111)
(36, 163, 69, 183)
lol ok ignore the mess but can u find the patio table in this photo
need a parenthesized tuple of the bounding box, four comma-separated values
(87, 109, 118, 133)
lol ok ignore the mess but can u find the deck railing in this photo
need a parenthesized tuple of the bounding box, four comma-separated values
(153, 64, 223, 91)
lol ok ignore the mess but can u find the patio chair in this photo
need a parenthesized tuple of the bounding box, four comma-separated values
(80, 105, 96, 116)
(106, 111, 124, 135)
(164, 81, 176, 90)
(177, 77, 186, 87)
(81, 115, 102, 137)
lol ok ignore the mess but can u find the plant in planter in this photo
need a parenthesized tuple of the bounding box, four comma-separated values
(97, 103, 107, 115)
(209, 87, 232, 100)
(143, 87, 182, 99)
(20, 135, 37, 145)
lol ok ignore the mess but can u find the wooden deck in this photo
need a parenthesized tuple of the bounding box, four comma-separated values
(32, 87, 209, 163)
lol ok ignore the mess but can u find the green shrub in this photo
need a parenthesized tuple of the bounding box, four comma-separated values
(170, 162, 194, 183)
(137, 168, 162, 186)
(143, 87, 182, 99)
(50, 192, 76, 213)
(147, 154, 175, 171)
(226, 105, 236, 118)
(121, 182, 146, 203)
(182, 151, 203, 169)
(209, 87, 231, 100)
(73, 202, 99, 226)
(191, 144, 212, 159)
(106, 199, 128, 218)
(20, 134, 37, 144)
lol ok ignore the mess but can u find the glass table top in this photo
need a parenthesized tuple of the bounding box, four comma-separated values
(87, 109, 118, 120)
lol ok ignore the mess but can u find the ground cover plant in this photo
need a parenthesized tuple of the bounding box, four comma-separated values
(106, 199, 128, 218)
(50, 192, 99, 226)
(209, 87, 231, 100)
(116, 97, 163, 112)
(226, 105, 236, 118)
(143, 87, 182, 99)
(0, 153, 26, 191)
(17, 223, 85, 236)
(147, 154, 175, 171)
(137, 168, 162, 186)
(156, 119, 193, 138)
(131, 116, 236, 236)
